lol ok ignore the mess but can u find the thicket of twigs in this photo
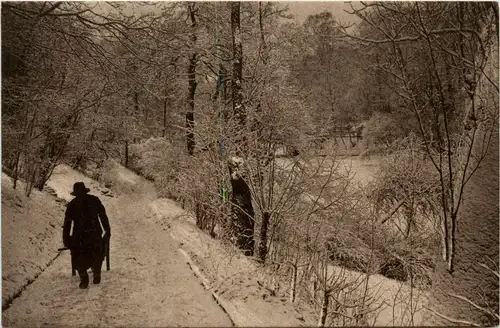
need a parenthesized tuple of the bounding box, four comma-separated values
(124, 130, 437, 325)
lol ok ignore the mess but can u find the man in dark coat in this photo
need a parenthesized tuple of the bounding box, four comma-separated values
(63, 182, 111, 289)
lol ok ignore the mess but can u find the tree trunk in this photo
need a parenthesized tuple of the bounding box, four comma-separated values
(195, 201, 206, 230)
(257, 211, 270, 262)
(186, 56, 196, 155)
(124, 140, 129, 168)
(229, 158, 255, 256)
(186, 2, 197, 156)
(163, 91, 168, 138)
(427, 123, 499, 326)
(317, 289, 329, 327)
(228, 2, 255, 256)
(134, 90, 139, 116)
(25, 165, 37, 197)
(231, 1, 246, 150)
(258, 2, 268, 65)
(12, 151, 21, 190)
(72, 154, 83, 169)
(290, 264, 297, 303)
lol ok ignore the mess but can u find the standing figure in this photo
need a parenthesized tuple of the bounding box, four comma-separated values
(63, 182, 111, 289)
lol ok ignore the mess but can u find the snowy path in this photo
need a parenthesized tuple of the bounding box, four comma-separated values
(2, 167, 233, 327)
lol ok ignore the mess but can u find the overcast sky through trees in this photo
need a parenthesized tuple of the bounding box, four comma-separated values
(287, 1, 360, 24)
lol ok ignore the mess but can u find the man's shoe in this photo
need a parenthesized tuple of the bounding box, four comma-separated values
(79, 275, 89, 289)
(93, 274, 101, 284)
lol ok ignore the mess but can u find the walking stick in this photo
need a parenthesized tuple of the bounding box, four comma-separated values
(104, 235, 110, 271)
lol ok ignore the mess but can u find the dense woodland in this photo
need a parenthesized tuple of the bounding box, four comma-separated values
(2, 2, 498, 326)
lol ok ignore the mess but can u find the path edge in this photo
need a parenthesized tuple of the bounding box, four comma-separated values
(178, 248, 265, 327)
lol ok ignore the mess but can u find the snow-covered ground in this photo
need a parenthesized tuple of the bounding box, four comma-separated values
(150, 198, 317, 326)
(3, 162, 318, 327)
(3, 160, 427, 327)
(2, 165, 232, 327)
(2, 175, 66, 309)
(151, 196, 429, 327)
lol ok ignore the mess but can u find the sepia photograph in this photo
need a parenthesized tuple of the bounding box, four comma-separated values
(1, 1, 498, 327)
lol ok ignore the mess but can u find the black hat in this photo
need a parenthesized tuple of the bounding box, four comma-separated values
(70, 182, 90, 196)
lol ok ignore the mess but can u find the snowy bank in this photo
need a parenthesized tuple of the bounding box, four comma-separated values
(150, 196, 429, 327)
(2, 174, 66, 309)
(150, 198, 318, 327)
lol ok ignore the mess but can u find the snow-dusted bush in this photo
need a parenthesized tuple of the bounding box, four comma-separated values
(361, 111, 414, 153)
(365, 135, 441, 287)
(129, 137, 181, 198)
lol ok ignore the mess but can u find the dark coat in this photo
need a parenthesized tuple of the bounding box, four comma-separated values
(63, 194, 111, 272)
(63, 194, 111, 249)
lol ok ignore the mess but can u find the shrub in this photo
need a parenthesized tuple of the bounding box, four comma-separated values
(128, 137, 181, 198)
(362, 111, 413, 153)
(326, 230, 374, 273)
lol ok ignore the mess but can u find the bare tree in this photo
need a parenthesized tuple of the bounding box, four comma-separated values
(342, 2, 498, 325)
